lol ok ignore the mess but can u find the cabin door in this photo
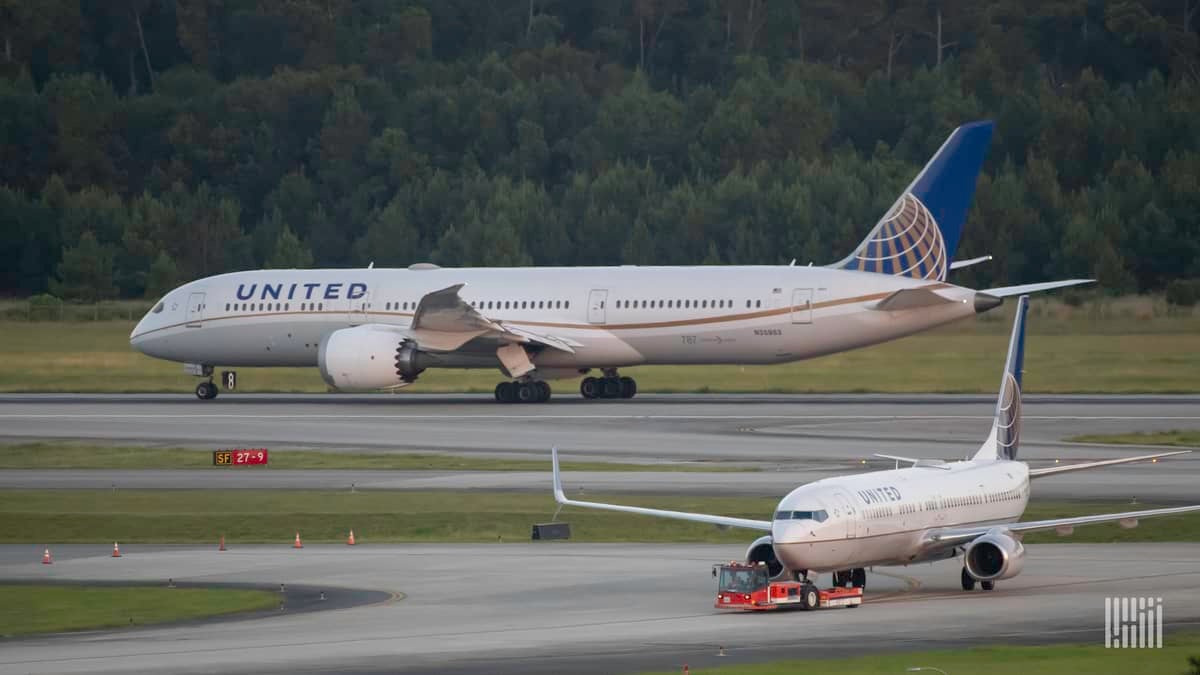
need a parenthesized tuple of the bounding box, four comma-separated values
(587, 289, 608, 324)
(186, 292, 206, 327)
(791, 288, 813, 324)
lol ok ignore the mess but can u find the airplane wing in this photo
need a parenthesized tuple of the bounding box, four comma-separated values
(927, 504, 1200, 546)
(551, 449, 772, 531)
(409, 284, 579, 353)
(1028, 450, 1191, 478)
(982, 279, 1093, 297)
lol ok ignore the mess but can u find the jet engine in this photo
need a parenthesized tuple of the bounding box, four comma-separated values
(744, 535, 783, 578)
(318, 325, 431, 390)
(964, 531, 1026, 581)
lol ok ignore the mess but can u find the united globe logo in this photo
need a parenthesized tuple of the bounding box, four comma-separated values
(996, 372, 1021, 459)
(844, 193, 948, 281)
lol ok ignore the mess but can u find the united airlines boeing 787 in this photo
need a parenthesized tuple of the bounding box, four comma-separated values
(130, 121, 1088, 401)
(551, 296, 1199, 592)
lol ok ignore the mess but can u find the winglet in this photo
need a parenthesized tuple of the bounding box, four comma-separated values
(551, 447, 567, 504)
(974, 295, 1029, 461)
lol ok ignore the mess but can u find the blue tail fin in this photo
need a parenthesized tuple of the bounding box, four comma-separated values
(835, 120, 994, 281)
(974, 295, 1029, 461)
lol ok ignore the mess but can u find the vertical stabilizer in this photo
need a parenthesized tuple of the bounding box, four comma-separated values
(835, 121, 994, 281)
(973, 295, 1029, 461)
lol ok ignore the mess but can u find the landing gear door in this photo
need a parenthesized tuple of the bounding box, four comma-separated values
(791, 288, 813, 324)
(587, 289, 608, 324)
(186, 292, 205, 327)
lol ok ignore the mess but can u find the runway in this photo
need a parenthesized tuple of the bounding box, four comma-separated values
(2, 542, 1199, 674)
(1, 393, 1197, 501)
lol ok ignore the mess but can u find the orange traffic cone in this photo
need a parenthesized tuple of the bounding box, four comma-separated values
(292, 532, 303, 549)
(41, 548, 52, 565)
(347, 530, 356, 546)
(218, 535, 226, 552)
(111, 542, 122, 558)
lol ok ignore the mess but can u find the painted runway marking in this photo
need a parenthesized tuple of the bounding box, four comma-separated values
(2, 414, 1198, 421)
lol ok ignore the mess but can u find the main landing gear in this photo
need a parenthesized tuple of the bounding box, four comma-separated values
(579, 370, 637, 400)
(494, 380, 551, 403)
(832, 568, 867, 590)
(960, 566, 995, 591)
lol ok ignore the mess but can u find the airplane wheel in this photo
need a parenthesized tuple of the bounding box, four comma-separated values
(619, 376, 637, 399)
(961, 567, 976, 591)
(602, 377, 621, 398)
(980, 580, 995, 591)
(536, 381, 551, 402)
(832, 570, 847, 587)
(195, 382, 217, 400)
(580, 377, 598, 399)
(496, 382, 517, 403)
(800, 584, 820, 610)
(517, 382, 537, 403)
(494, 383, 506, 402)
(851, 568, 866, 589)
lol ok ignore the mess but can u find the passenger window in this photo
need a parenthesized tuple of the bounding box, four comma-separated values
(318, 303, 323, 311)
(746, 300, 751, 308)
(755, 300, 762, 308)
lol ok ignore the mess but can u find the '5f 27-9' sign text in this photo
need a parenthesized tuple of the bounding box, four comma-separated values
(213, 449, 269, 466)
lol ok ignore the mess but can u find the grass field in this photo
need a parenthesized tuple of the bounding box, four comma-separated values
(0, 584, 277, 636)
(1, 491, 1196, 544)
(2, 297, 1198, 393)
(0, 443, 740, 472)
(1067, 430, 1200, 448)
(643, 633, 1200, 675)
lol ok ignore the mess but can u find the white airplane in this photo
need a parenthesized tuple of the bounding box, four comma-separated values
(130, 120, 1090, 402)
(551, 296, 1199, 592)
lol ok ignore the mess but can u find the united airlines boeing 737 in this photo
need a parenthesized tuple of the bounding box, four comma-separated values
(551, 296, 1199, 592)
(130, 121, 1089, 402)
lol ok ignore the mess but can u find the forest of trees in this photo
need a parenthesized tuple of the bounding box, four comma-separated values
(1, 0, 1198, 301)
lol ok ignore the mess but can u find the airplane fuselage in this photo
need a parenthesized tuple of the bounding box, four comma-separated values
(131, 265, 984, 374)
(770, 459, 1030, 573)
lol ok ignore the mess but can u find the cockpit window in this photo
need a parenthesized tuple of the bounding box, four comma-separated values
(773, 509, 829, 522)
(152, 302, 164, 314)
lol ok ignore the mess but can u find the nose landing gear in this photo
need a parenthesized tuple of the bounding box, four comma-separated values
(195, 381, 218, 400)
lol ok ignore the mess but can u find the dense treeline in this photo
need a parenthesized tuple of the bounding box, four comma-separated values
(1, 1, 1198, 301)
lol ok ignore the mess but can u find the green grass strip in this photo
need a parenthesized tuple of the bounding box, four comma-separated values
(0, 491, 1195, 544)
(0, 443, 741, 472)
(3, 316, 1200, 393)
(1066, 430, 1200, 448)
(0, 584, 277, 636)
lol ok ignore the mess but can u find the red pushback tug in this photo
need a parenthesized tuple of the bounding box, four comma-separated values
(713, 562, 863, 611)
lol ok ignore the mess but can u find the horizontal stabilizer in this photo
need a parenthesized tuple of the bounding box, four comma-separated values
(1029, 450, 1191, 478)
(874, 453, 951, 469)
(871, 288, 955, 311)
(950, 255, 992, 270)
(983, 279, 1093, 297)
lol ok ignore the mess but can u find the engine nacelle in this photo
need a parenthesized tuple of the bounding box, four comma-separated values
(745, 535, 783, 578)
(318, 325, 430, 390)
(964, 531, 1026, 581)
